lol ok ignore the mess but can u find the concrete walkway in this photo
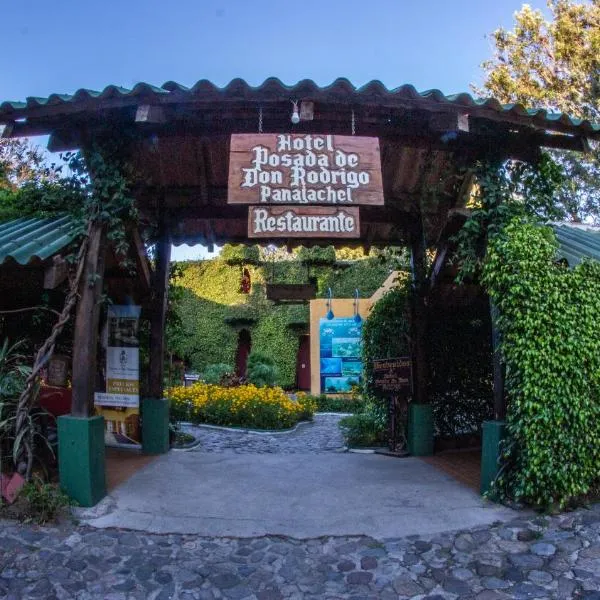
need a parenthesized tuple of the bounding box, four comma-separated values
(78, 416, 517, 538)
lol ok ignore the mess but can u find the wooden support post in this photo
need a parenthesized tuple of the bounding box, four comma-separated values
(411, 234, 429, 405)
(490, 299, 506, 420)
(148, 229, 171, 399)
(71, 222, 107, 417)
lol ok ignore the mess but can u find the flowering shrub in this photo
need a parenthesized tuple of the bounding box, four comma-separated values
(167, 383, 317, 430)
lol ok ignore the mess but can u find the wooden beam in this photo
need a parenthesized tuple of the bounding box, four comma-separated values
(135, 104, 167, 124)
(43, 255, 68, 289)
(148, 227, 171, 399)
(71, 222, 107, 417)
(429, 112, 469, 133)
(129, 226, 152, 290)
(410, 232, 429, 405)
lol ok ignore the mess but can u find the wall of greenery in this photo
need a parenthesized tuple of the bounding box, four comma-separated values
(483, 220, 600, 508)
(167, 245, 397, 389)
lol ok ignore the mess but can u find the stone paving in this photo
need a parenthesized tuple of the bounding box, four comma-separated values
(1, 504, 600, 599)
(181, 413, 347, 454)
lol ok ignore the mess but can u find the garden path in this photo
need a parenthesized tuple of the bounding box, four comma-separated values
(181, 413, 347, 454)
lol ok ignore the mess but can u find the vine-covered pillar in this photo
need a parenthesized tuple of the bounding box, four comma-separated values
(407, 231, 434, 456)
(489, 300, 506, 420)
(481, 299, 507, 495)
(410, 233, 428, 405)
(142, 223, 171, 454)
(58, 219, 107, 506)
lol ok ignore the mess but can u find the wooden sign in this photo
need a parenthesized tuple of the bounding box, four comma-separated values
(372, 357, 413, 396)
(47, 355, 69, 387)
(248, 205, 360, 238)
(229, 134, 384, 205)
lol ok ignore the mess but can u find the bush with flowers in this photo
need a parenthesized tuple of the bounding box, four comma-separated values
(167, 382, 317, 430)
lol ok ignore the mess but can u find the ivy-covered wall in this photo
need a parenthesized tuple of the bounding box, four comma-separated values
(483, 220, 600, 508)
(168, 246, 395, 388)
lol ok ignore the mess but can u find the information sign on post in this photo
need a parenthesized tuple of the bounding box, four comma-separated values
(372, 357, 413, 452)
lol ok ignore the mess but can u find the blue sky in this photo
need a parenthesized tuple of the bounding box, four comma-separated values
(1, 0, 547, 260)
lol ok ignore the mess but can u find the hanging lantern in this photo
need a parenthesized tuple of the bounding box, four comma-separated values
(240, 267, 251, 294)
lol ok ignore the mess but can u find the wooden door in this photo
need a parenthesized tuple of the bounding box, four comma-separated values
(296, 335, 311, 390)
(235, 329, 252, 377)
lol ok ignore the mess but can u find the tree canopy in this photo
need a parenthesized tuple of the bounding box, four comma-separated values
(478, 0, 600, 222)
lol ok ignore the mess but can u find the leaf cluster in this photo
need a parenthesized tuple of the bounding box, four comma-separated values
(478, 0, 600, 221)
(454, 156, 565, 282)
(483, 220, 600, 508)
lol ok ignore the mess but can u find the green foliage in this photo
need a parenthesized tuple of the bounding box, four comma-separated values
(454, 158, 565, 282)
(478, 0, 600, 221)
(362, 282, 412, 398)
(246, 351, 278, 387)
(202, 363, 234, 385)
(483, 219, 600, 508)
(317, 257, 396, 298)
(339, 401, 387, 447)
(18, 477, 72, 523)
(297, 245, 336, 266)
(0, 339, 46, 474)
(309, 393, 364, 413)
(221, 244, 261, 265)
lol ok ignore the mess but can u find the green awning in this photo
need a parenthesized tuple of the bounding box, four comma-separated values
(0, 216, 77, 266)
(555, 224, 600, 266)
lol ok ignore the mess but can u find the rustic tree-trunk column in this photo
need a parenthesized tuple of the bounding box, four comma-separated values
(410, 234, 429, 405)
(148, 229, 171, 399)
(142, 227, 172, 455)
(60, 219, 108, 507)
(71, 221, 107, 417)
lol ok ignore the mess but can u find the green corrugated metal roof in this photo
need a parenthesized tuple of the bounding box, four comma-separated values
(0, 216, 77, 266)
(1, 78, 598, 136)
(555, 225, 600, 266)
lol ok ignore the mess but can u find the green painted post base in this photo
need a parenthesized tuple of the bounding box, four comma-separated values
(407, 403, 434, 456)
(481, 420, 506, 496)
(58, 415, 106, 507)
(142, 397, 170, 455)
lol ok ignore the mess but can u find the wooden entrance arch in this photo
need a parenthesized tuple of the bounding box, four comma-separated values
(1, 77, 597, 503)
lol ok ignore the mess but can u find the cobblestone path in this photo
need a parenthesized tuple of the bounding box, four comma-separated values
(1, 504, 600, 599)
(182, 413, 347, 454)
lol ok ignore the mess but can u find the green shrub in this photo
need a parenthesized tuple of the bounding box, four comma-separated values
(339, 414, 386, 447)
(202, 363, 234, 385)
(311, 394, 364, 413)
(19, 477, 72, 524)
(246, 352, 278, 387)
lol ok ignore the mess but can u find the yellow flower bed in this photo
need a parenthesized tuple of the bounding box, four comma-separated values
(167, 383, 317, 430)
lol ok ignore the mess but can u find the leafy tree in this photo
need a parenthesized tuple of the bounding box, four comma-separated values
(478, 0, 600, 221)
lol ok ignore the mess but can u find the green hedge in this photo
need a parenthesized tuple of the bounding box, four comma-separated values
(168, 249, 395, 389)
(483, 220, 600, 508)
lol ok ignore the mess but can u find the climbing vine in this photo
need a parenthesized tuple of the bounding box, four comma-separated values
(483, 220, 600, 508)
(6, 129, 139, 479)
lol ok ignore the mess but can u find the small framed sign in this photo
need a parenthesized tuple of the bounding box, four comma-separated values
(372, 357, 413, 396)
(47, 355, 69, 388)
